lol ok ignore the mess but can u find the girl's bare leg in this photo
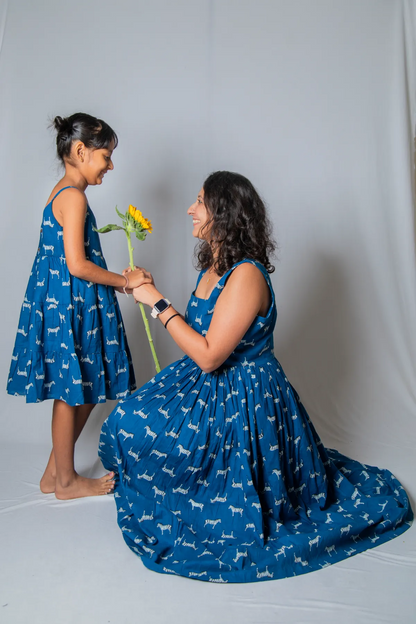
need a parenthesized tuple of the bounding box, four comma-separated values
(40, 403, 95, 493)
(41, 400, 114, 499)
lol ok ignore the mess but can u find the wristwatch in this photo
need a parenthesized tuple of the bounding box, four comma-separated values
(151, 298, 171, 318)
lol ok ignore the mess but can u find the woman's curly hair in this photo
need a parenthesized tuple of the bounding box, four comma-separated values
(195, 171, 276, 275)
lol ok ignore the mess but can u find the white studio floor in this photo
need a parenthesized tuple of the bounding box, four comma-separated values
(1, 438, 415, 624)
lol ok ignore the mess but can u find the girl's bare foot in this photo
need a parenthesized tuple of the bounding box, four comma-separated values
(55, 472, 115, 500)
(40, 470, 56, 494)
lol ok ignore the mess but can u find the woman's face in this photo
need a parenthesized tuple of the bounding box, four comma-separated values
(188, 188, 211, 239)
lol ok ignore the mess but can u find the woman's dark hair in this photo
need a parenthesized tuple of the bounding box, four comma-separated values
(52, 112, 118, 163)
(196, 171, 276, 275)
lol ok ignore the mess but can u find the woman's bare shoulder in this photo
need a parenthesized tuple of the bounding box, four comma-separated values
(228, 261, 266, 283)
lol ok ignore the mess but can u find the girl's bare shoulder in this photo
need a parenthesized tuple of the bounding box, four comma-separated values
(50, 185, 87, 226)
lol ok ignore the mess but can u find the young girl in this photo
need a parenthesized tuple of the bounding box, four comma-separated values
(7, 112, 150, 500)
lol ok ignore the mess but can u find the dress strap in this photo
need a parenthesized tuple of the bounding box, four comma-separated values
(220, 260, 275, 307)
(219, 259, 258, 284)
(195, 268, 208, 289)
(50, 186, 79, 203)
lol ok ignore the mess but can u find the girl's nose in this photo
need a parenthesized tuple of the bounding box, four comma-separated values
(108, 159, 114, 171)
(187, 202, 195, 215)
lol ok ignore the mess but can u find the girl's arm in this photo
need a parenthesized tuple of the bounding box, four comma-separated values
(57, 188, 150, 290)
(133, 263, 270, 373)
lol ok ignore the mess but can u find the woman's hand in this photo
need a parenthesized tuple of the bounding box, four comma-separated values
(132, 283, 161, 308)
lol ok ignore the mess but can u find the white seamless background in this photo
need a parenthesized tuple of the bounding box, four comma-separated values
(0, 2, 415, 623)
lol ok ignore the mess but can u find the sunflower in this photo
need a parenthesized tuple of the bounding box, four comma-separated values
(128, 205, 153, 232)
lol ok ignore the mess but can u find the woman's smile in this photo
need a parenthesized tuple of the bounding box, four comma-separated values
(188, 188, 210, 239)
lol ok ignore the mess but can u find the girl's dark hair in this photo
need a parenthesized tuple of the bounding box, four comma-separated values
(52, 112, 118, 163)
(196, 171, 276, 275)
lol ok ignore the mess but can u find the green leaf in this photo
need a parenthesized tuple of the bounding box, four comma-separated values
(94, 224, 125, 233)
(135, 230, 147, 241)
(115, 206, 126, 221)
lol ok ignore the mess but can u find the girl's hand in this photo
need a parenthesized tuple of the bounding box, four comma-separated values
(115, 285, 134, 294)
(126, 267, 154, 290)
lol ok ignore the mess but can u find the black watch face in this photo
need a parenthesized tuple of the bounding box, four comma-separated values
(157, 300, 169, 314)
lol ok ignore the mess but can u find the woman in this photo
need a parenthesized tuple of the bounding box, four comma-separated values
(99, 171, 412, 583)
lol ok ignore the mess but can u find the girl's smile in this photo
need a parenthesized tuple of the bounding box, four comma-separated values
(83, 144, 114, 186)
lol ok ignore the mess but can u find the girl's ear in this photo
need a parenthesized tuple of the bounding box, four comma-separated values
(73, 141, 86, 163)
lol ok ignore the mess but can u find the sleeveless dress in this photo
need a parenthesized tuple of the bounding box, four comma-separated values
(98, 260, 412, 583)
(7, 187, 136, 405)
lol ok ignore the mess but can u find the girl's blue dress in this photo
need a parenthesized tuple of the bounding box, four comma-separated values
(7, 187, 136, 405)
(98, 260, 412, 583)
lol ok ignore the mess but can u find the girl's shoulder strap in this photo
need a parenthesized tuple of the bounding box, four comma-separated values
(50, 185, 80, 203)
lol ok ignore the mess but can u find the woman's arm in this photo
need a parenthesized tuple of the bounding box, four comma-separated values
(56, 188, 151, 290)
(133, 263, 270, 373)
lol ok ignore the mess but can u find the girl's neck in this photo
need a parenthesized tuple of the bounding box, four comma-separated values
(62, 164, 88, 192)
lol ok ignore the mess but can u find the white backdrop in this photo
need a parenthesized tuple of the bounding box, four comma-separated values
(0, 1, 415, 623)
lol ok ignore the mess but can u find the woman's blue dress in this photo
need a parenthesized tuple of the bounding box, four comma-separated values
(99, 260, 412, 583)
(7, 187, 136, 405)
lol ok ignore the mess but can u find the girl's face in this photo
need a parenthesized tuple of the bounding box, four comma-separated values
(188, 188, 211, 239)
(75, 140, 115, 185)
(84, 145, 114, 185)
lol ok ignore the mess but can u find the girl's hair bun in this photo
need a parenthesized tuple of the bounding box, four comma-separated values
(53, 116, 71, 134)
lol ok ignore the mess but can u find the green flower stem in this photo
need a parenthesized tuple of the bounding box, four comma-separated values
(138, 301, 161, 374)
(126, 230, 135, 270)
(125, 229, 161, 374)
